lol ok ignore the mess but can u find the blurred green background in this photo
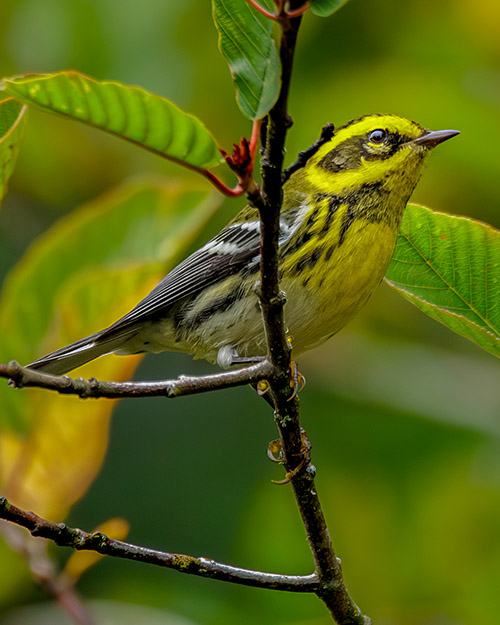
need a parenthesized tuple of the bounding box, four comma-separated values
(1, 1, 499, 624)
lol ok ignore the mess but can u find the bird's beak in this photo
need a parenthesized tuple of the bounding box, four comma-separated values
(413, 129, 460, 149)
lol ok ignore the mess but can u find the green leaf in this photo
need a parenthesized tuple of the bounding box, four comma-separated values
(1, 71, 221, 170)
(309, 0, 351, 17)
(386, 204, 500, 358)
(0, 98, 27, 209)
(212, 0, 280, 120)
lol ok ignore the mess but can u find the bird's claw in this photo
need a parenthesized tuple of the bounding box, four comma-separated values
(257, 379, 271, 396)
(267, 439, 284, 463)
(288, 360, 306, 400)
(269, 430, 312, 485)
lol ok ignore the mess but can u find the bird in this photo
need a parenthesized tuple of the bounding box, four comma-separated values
(26, 114, 459, 376)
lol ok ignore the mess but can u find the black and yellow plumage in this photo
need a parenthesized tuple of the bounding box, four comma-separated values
(27, 114, 458, 375)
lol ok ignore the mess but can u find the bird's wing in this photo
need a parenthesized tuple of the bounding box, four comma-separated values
(100, 220, 262, 337)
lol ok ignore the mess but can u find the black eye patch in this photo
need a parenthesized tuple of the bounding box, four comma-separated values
(364, 131, 414, 160)
(318, 131, 415, 172)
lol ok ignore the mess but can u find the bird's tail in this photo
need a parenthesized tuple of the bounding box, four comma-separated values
(26, 331, 126, 376)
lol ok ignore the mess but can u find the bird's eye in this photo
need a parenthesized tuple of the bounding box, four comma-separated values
(368, 129, 386, 144)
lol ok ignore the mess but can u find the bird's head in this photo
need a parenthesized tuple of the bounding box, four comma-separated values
(305, 113, 459, 202)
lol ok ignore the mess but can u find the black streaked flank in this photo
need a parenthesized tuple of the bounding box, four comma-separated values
(305, 205, 320, 228)
(293, 247, 323, 275)
(324, 244, 336, 261)
(185, 288, 245, 328)
(281, 180, 393, 268)
(317, 193, 342, 237)
(339, 205, 356, 245)
(296, 230, 313, 247)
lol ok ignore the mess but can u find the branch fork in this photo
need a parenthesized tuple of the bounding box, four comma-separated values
(0, 497, 319, 593)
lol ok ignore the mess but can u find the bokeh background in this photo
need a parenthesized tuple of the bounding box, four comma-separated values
(1, 1, 499, 624)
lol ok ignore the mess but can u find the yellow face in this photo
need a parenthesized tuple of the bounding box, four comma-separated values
(306, 114, 432, 197)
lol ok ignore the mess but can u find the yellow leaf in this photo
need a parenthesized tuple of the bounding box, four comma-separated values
(0, 182, 220, 520)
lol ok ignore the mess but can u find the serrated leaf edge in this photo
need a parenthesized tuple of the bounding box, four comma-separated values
(385, 279, 500, 357)
(393, 205, 500, 337)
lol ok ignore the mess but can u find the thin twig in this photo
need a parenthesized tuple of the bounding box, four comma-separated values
(45, 579, 97, 625)
(0, 360, 273, 399)
(0, 497, 318, 593)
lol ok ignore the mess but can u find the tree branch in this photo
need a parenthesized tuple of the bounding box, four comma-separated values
(257, 11, 300, 375)
(0, 497, 318, 593)
(252, 7, 372, 624)
(0, 360, 273, 399)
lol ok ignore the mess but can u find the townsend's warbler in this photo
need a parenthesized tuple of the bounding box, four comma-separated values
(27, 114, 458, 375)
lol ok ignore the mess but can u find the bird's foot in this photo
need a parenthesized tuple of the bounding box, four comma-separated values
(268, 429, 312, 485)
(216, 346, 265, 369)
(288, 360, 306, 400)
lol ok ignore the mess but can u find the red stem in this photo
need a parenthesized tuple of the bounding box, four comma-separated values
(202, 170, 244, 197)
(286, 1, 310, 18)
(249, 119, 262, 160)
(246, 0, 279, 19)
(246, 0, 310, 20)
